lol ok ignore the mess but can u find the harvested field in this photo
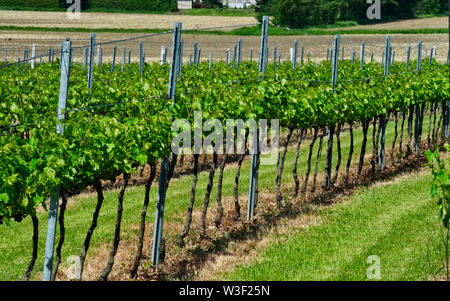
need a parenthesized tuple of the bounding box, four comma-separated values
(0, 11, 256, 30)
(1, 31, 447, 64)
(337, 16, 448, 30)
(0, 11, 446, 32)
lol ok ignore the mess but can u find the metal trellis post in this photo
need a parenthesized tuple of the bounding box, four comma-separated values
(406, 46, 411, 71)
(121, 48, 126, 72)
(151, 22, 182, 267)
(248, 16, 268, 220)
(209, 49, 213, 72)
(111, 45, 117, 72)
(300, 45, 304, 67)
(43, 38, 72, 281)
(360, 41, 365, 70)
(238, 38, 242, 67)
(83, 47, 88, 69)
(331, 35, 340, 93)
(414, 41, 423, 153)
(293, 40, 298, 69)
(87, 34, 95, 91)
(379, 36, 391, 170)
(139, 41, 144, 76)
(193, 42, 198, 67)
(31, 44, 36, 69)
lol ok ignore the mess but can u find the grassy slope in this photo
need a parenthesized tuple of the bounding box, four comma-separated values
(223, 170, 446, 281)
(0, 92, 441, 280)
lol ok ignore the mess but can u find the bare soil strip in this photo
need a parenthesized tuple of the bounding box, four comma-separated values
(1, 31, 447, 64)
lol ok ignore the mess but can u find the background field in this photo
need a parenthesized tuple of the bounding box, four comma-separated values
(0, 11, 257, 30)
(0, 11, 447, 65)
(1, 31, 448, 65)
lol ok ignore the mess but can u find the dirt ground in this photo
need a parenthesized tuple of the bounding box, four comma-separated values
(1, 31, 448, 64)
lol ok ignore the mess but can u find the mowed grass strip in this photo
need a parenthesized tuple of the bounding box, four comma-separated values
(0, 110, 440, 280)
(223, 171, 445, 281)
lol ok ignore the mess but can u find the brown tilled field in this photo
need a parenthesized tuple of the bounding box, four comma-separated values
(0, 11, 257, 30)
(1, 31, 448, 64)
(0, 11, 447, 31)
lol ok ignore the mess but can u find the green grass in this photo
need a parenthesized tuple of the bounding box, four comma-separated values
(0, 97, 441, 280)
(223, 171, 446, 281)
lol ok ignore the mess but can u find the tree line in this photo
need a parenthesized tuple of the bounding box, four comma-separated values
(256, 0, 448, 28)
(0, 0, 178, 12)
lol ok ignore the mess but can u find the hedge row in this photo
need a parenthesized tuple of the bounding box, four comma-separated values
(257, 0, 448, 28)
(0, 0, 178, 12)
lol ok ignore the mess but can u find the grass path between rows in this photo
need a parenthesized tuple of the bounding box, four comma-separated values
(0, 112, 442, 280)
(222, 169, 446, 281)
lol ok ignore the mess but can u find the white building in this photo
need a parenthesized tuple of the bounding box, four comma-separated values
(177, 0, 256, 9)
(177, 0, 193, 9)
(221, 0, 256, 8)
